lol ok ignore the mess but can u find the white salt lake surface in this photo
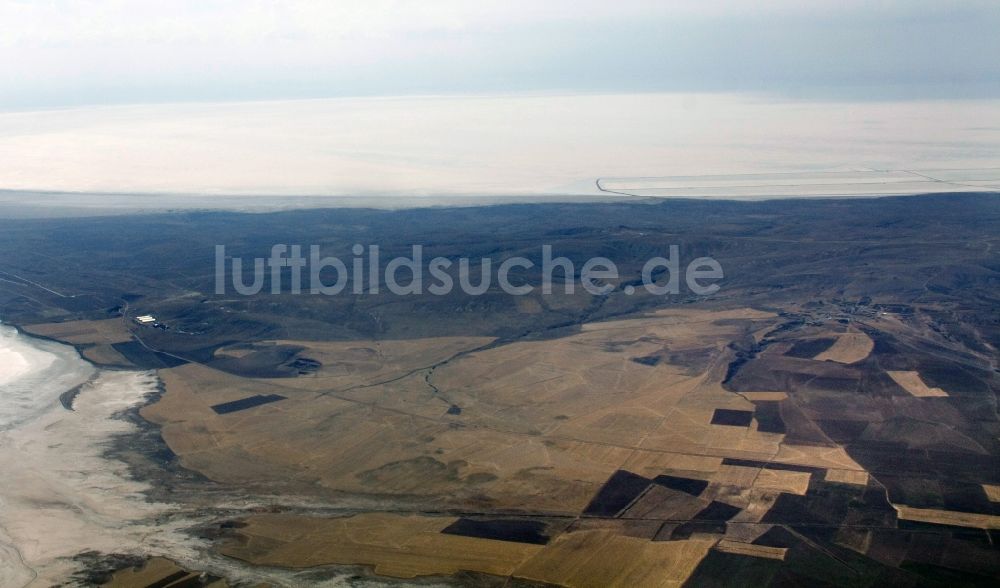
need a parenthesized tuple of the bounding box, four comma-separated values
(0, 324, 200, 586)
(0, 326, 91, 431)
(0, 93, 998, 209)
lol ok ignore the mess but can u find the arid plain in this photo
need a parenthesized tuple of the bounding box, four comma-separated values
(2, 195, 999, 586)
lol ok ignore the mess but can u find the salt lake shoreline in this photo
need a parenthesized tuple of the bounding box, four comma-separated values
(3, 321, 209, 495)
(0, 322, 192, 585)
(0, 323, 438, 587)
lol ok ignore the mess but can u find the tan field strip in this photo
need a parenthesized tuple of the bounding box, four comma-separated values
(893, 505, 1000, 529)
(825, 469, 870, 486)
(814, 331, 873, 364)
(514, 530, 715, 587)
(982, 484, 1000, 502)
(886, 371, 948, 397)
(714, 539, 787, 561)
(738, 391, 788, 401)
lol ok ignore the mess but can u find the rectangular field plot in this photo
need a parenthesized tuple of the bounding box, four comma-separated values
(711, 409, 754, 427)
(211, 394, 287, 415)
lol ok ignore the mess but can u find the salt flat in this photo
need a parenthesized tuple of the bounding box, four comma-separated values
(0, 93, 998, 205)
(0, 347, 29, 387)
(0, 325, 91, 431)
(0, 326, 199, 586)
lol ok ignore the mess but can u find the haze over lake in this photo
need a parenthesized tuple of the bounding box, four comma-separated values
(1, 93, 998, 202)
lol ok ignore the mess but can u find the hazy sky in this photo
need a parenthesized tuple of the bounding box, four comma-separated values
(2, 1, 999, 109)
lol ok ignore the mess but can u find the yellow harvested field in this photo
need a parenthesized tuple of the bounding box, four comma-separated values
(515, 530, 715, 588)
(131, 304, 973, 584)
(770, 444, 864, 471)
(137, 305, 917, 582)
(711, 464, 759, 488)
(150, 308, 879, 517)
(984, 484, 1000, 502)
(578, 308, 774, 339)
(622, 450, 722, 479)
(825, 469, 870, 486)
(887, 371, 949, 397)
(814, 331, 873, 364)
(754, 468, 812, 495)
(23, 318, 132, 345)
(220, 513, 543, 579)
(222, 514, 718, 586)
(893, 505, 1000, 529)
(714, 539, 787, 561)
(711, 465, 810, 495)
(143, 364, 630, 512)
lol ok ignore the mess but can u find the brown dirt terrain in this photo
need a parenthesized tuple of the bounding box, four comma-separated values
(101, 557, 228, 588)
(147, 307, 896, 584)
(23, 318, 132, 345)
(146, 308, 876, 514)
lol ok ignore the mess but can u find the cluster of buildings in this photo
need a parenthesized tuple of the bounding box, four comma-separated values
(133, 314, 168, 329)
